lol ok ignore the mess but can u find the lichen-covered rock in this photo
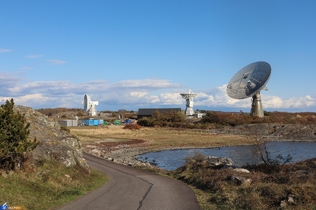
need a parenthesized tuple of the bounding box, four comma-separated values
(228, 175, 252, 186)
(205, 156, 233, 168)
(14, 105, 89, 170)
(233, 168, 250, 173)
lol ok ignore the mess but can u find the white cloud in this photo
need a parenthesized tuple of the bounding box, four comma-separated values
(46, 59, 66, 65)
(26, 54, 43, 58)
(0, 48, 12, 53)
(0, 77, 183, 108)
(130, 91, 148, 98)
(112, 79, 182, 89)
(0, 74, 20, 96)
(0, 75, 316, 111)
(159, 92, 183, 105)
(193, 85, 316, 111)
(19, 66, 34, 70)
(263, 95, 315, 109)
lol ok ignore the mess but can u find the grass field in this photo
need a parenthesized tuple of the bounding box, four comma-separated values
(69, 125, 256, 150)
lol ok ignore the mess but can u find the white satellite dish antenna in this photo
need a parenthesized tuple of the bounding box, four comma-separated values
(227, 61, 271, 118)
(180, 89, 198, 116)
(82, 94, 99, 116)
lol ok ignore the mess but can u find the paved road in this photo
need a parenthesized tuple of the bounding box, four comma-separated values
(56, 153, 200, 210)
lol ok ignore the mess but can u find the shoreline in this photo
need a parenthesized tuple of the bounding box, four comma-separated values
(83, 138, 316, 169)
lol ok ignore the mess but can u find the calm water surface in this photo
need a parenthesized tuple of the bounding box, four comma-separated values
(135, 141, 316, 171)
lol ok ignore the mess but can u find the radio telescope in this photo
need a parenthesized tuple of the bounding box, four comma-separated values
(82, 94, 99, 116)
(180, 89, 198, 116)
(226, 61, 271, 118)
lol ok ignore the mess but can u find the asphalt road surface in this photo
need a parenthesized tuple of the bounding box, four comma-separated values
(56, 153, 200, 210)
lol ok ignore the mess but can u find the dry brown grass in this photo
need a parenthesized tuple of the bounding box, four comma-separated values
(69, 125, 255, 151)
(174, 153, 316, 209)
(123, 123, 142, 130)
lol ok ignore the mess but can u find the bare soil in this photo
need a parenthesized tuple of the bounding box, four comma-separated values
(84, 139, 146, 153)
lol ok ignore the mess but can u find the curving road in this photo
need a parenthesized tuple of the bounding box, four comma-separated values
(56, 153, 200, 210)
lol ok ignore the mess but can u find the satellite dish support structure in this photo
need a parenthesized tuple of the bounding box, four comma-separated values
(251, 92, 264, 118)
(82, 94, 99, 116)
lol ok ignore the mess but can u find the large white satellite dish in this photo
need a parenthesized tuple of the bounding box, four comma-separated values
(82, 94, 99, 116)
(227, 61, 271, 117)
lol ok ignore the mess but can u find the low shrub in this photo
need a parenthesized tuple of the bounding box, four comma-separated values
(173, 152, 316, 209)
(123, 124, 142, 130)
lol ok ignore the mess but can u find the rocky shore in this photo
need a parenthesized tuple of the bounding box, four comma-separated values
(82, 123, 316, 169)
(83, 139, 168, 168)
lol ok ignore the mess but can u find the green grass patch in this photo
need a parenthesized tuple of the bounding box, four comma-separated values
(0, 160, 107, 210)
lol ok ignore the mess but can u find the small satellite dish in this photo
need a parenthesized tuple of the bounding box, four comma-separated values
(82, 94, 99, 116)
(227, 61, 271, 117)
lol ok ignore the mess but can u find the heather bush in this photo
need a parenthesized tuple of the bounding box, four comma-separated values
(200, 111, 316, 127)
(251, 142, 292, 174)
(173, 152, 316, 209)
(137, 117, 155, 127)
(137, 110, 186, 127)
(138, 110, 316, 129)
(123, 124, 142, 130)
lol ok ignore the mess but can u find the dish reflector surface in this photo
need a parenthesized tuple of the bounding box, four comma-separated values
(227, 61, 271, 99)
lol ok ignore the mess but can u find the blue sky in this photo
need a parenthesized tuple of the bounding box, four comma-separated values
(1, 0, 316, 112)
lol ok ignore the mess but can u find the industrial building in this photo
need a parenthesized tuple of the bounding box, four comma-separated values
(60, 120, 78, 127)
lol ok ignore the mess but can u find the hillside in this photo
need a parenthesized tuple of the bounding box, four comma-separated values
(14, 105, 89, 170)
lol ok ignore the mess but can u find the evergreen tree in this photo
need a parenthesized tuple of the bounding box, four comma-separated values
(0, 99, 38, 170)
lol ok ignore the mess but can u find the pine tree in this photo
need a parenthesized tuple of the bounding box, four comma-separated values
(0, 99, 38, 170)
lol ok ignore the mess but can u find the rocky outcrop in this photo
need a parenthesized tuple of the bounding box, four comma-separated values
(210, 123, 316, 141)
(205, 156, 233, 168)
(85, 146, 151, 168)
(14, 105, 89, 170)
(227, 175, 252, 186)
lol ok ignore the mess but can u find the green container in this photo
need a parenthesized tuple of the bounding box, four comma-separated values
(114, 120, 121, 125)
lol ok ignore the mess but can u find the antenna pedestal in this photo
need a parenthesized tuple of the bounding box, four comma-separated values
(185, 105, 195, 116)
(180, 90, 198, 116)
(88, 107, 97, 116)
(250, 92, 264, 118)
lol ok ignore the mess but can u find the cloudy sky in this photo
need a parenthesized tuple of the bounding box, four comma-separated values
(1, 1, 316, 112)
